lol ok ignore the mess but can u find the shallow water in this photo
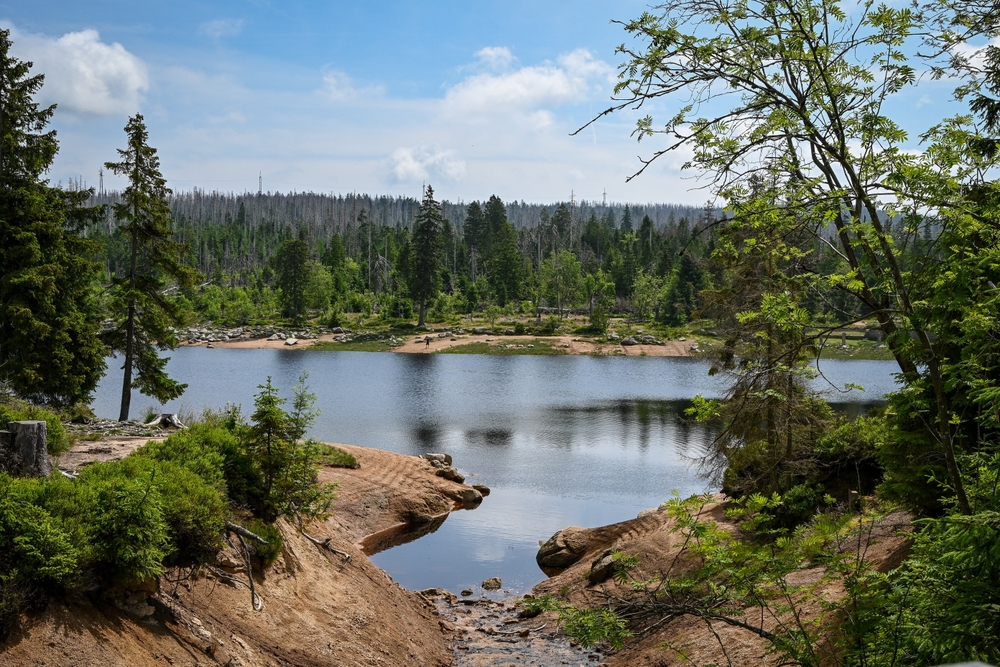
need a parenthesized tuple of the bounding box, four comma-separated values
(92, 349, 900, 594)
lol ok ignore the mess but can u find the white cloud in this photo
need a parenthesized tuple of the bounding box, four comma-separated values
(319, 70, 385, 102)
(386, 144, 466, 184)
(198, 18, 246, 40)
(951, 37, 1000, 71)
(475, 46, 515, 71)
(6, 24, 148, 115)
(445, 48, 614, 120)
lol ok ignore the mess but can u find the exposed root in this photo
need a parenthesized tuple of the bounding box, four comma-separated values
(301, 529, 352, 562)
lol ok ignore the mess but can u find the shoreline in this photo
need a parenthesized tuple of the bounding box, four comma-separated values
(183, 331, 700, 357)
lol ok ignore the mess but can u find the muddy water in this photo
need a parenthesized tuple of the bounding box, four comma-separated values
(91, 349, 899, 595)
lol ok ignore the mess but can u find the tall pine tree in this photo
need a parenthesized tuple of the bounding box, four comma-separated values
(408, 186, 444, 326)
(0, 29, 106, 405)
(104, 114, 196, 421)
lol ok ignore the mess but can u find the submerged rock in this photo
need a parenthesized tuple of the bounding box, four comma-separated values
(482, 577, 501, 591)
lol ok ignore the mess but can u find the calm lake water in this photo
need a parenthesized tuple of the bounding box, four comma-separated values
(92, 349, 900, 595)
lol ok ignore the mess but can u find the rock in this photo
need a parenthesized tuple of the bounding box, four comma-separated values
(472, 483, 491, 497)
(433, 465, 465, 483)
(461, 589, 474, 597)
(621, 337, 638, 346)
(473, 327, 488, 334)
(423, 452, 453, 466)
(589, 548, 617, 584)
(285, 337, 298, 345)
(400, 493, 450, 524)
(536, 526, 591, 569)
(331, 327, 344, 334)
(482, 577, 501, 591)
(678, 336, 687, 341)
(637, 506, 661, 519)
(268, 333, 281, 341)
(450, 486, 482, 505)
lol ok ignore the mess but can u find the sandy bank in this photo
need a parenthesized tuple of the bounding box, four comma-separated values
(4, 441, 488, 667)
(195, 332, 698, 356)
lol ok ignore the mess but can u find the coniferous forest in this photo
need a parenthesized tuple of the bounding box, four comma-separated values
(4, 0, 1000, 663)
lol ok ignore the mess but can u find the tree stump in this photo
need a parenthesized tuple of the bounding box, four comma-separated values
(144, 413, 186, 429)
(6, 421, 51, 477)
(0, 430, 12, 473)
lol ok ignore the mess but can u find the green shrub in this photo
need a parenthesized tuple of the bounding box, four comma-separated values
(317, 445, 359, 469)
(139, 423, 232, 491)
(78, 456, 227, 573)
(245, 519, 283, 566)
(0, 474, 80, 638)
(77, 463, 170, 585)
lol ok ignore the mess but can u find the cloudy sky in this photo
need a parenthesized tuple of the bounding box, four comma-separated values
(2, 0, 960, 205)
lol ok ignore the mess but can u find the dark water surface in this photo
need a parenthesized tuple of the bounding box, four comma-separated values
(92, 349, 900, 594)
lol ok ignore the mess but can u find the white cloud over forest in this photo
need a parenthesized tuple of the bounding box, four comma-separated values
(5, 24, 148, 115)
(386, 144, 467, 184)
(445, 48, 614, 120)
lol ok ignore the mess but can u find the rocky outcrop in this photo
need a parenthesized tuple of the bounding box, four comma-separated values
(536, 526, 592, 569)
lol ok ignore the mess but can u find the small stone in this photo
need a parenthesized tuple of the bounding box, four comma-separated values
(461, 589, 473, 597)
(482, 577, 501, 591)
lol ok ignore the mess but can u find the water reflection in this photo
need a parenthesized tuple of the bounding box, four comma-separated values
(90, 349, 899, 594)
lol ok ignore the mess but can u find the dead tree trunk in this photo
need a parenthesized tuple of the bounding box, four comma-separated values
(2, 421, 51, 477)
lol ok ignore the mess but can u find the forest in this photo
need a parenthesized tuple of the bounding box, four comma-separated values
(3, 0, 1000, 663)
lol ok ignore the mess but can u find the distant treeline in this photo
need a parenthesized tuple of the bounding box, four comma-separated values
(86, 189, 708, 277)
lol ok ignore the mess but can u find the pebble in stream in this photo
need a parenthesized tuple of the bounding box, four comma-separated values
(421, 589, 605, 667)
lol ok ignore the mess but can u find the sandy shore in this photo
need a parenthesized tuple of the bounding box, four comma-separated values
(190, 332, 698, 356)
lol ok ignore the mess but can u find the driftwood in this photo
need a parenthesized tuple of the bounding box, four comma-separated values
(144, 413, 186, 429)
(301, 530, 352, 562)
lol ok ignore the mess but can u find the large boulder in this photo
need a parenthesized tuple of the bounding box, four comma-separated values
(445, 486, 483, 505)
(536, 526, 591, 569)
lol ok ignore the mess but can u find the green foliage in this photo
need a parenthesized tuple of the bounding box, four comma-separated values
(274, 238, 311, 321)
(0, 474, 79, 636)
(103, 113, 196, 421)
(237, 375, 337, 522)
(316, 444, 359, 469)
(0, 29, 107, 406)
(514, 595, 632, 649)
(245, 519, 283, 567)
(407, 186, 445, 326)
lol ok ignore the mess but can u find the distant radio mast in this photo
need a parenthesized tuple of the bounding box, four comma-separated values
(602, 189, 606, 207)
(258, 172, 262, 196)
(99, 168, 104, 196)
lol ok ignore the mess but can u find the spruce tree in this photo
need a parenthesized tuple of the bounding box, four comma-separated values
(0, 29, 106, 405)
(409, 186, 444, 326)
(274, 236, 310, 322)
(104, 114, 196, 421)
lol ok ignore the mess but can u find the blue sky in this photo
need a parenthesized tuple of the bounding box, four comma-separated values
(0, 1, 968, 205)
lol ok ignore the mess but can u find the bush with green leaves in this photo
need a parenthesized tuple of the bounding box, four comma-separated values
(0, 474, 79, 637)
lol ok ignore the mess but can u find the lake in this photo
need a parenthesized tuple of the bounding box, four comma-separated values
(91, 349, 900, 595)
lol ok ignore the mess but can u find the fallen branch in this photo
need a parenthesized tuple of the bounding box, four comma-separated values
(301, 530, 352, 562)
(226, 521, 269, 545)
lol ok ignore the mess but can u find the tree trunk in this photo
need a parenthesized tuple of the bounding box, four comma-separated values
(3, 421, 51, 477)
(418, 300, 426, 327)
(119, 226, 139, 421)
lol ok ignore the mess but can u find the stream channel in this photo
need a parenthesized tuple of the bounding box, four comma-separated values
(91, 349, 900, 596)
